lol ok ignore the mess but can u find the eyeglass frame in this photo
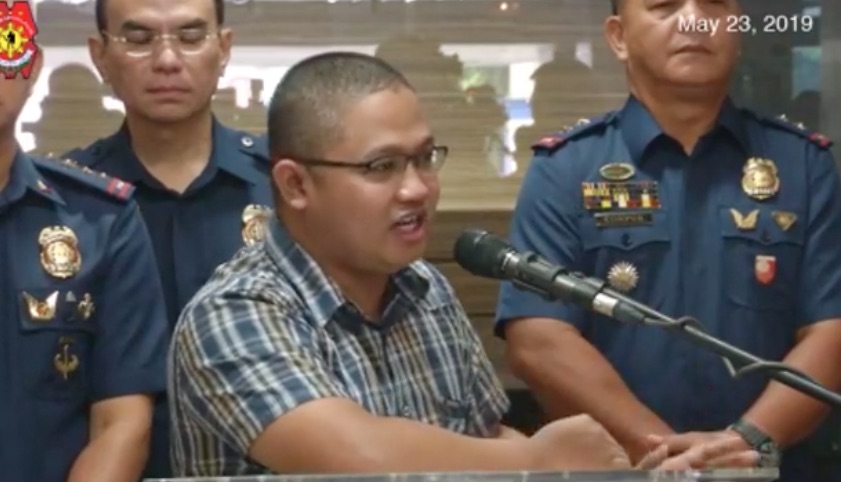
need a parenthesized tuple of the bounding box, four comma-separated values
(288, 145, 449, 180)
(100, 29, 221, 57)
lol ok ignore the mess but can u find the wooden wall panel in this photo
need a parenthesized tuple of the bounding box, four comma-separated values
(425, 209, 511, 261)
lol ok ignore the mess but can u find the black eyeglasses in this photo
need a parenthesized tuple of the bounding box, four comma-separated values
(293, 146, 448, 181)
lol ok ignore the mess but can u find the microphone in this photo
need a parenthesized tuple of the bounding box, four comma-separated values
(454, 229, 841, 410)
(453, 229, 647, 325)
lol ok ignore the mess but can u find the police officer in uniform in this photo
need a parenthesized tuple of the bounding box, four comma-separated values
(62, 0, 272, 477)
(496, 1, 841, 481)
(0, 51, 168, 482)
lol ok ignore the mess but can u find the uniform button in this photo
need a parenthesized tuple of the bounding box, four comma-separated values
(621, 233, 631, 247)
(761, 230, 771, 243)
(241, 136, 254, 148)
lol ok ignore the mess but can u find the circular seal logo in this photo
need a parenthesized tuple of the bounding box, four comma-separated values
(0, 1, 38, 79)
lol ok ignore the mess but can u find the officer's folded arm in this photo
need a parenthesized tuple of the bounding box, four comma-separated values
(504, 316, 673, 461)
(738, 317, 841, 448)
(66, 395, 155, 482)
(65, 203, 170, 482)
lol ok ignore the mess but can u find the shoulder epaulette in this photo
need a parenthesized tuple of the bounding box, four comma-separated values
(32, 157, 135, 202)
(61, 139, 108, 165)
(530, 114, 612, 154)
(758, 114, 833, 149)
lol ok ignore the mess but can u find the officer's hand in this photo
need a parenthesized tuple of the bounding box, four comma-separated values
(646, 432, 759, 468)
(527, 414, 632, 470)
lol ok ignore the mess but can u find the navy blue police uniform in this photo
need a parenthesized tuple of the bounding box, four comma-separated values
(496, 95, 841, 482)
(0, 151, 168, 482)
(64, 118, 273, 478)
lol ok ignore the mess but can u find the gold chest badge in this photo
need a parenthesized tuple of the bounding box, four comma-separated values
(38, 226, 82, 279)
(241, 204, 272, 246)
(741, 157, 780, 201)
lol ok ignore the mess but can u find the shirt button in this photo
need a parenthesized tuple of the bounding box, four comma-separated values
(621, 233, 632, 247)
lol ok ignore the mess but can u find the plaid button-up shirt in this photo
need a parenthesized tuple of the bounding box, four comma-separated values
(169, 218, 510, 476)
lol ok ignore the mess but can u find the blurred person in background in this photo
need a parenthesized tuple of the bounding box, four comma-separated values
(62, 0, 273, 477)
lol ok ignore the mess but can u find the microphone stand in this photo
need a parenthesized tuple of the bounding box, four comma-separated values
(568, 274, 841, 410)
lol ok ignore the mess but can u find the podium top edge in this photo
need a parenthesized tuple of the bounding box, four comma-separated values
(145, 468, 780, 482)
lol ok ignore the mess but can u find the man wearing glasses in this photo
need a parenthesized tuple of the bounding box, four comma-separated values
(167, 52, 756, 476)
(62, 0, 273, 478)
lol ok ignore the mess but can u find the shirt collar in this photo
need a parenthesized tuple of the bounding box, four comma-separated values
(101, 116, 266, 185)
(3, 151, 65, 206)
(264, 217, 430, 328)
(620, 95, 749, 164)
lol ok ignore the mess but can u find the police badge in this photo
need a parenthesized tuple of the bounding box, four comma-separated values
(241, 204, 272, 246)
(38, 226, 82, 279)
(741, 157, 780, 201)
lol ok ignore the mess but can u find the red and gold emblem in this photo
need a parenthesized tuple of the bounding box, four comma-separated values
(755, 255, 776, 285)
(0, 1, 38, 79)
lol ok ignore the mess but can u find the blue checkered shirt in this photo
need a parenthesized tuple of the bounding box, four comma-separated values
(168, 218, 510, 476)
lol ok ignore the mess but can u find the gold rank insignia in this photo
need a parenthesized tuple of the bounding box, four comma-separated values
(730, 208, 759, 230)
(582, 181, 660, 211)
(54, 336, 80, 381)
(242, 204, 272, 246)
(599, 163, 635, 181)
(741, 157, 780, 201)
(77, 293, 95, 321)
(607, 261, 639, 293)
(38, 226, 82, 279)
(22, 291, 59, 322)
(772, 211, 797, 232)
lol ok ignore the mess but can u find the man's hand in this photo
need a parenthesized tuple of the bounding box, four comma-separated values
(527, 414, 633, 470)
(639, 432, 758, 469)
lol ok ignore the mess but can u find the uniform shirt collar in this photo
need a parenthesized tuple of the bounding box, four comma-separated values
(104, 116, 265, 185)
(620, 95, 749, 164)
(264, 217, 430, 328)
(1, 151, 65, 206)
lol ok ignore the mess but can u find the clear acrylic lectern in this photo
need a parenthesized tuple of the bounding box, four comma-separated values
(146, 468, 779, 482)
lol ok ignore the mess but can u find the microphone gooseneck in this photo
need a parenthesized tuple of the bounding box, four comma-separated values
(454, 229, 841, 410)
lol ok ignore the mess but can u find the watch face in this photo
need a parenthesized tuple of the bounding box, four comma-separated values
(757, 443, 781, 468)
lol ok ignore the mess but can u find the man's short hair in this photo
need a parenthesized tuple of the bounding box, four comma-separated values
(266, 51, 413, 161)
(611, 0, 620, 14)
(95, 0, 225, 33)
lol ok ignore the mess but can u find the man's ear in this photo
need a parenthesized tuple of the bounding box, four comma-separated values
(87, 34, 109, 84)
(26, 47, 44, 93)
(217, 27, 233, 76)
(271, 159, 311, 210)
(603, 14, 629, 62)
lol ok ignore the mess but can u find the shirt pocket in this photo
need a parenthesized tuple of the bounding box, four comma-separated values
(18, 287, 96, 401)
(718, 207, 804, 312)
(579, 210, 672, 298)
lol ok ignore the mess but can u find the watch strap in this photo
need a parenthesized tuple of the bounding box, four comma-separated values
(728, 419, 781, 467)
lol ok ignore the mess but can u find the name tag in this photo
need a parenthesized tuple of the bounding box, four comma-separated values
(594, 212, 654, 228)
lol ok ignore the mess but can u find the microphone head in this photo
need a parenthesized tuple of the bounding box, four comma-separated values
(453, 229, 513, 279)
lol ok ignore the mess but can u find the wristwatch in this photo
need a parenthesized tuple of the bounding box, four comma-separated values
(728, 419, 781, 467)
